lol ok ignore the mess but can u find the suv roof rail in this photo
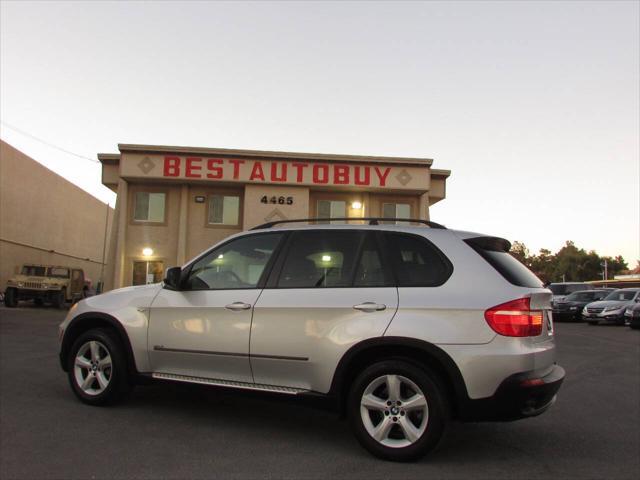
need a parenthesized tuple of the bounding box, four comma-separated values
(250, 217, 447, 230)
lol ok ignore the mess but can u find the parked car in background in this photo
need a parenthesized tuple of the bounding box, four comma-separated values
(4, 265, 86, 308)
(548, 282, 592, 304)
(552, 289, 613, 322)
(583, 288, 640, 325)
(624, 303, 640, 329)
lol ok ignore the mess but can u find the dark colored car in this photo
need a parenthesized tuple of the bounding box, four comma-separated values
(624, 303, 640, 329)
(552, 289, 613, 322)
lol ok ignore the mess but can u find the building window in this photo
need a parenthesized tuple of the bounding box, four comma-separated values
(133, 192, 166, 223)
(207, 195, 241, 226)
(317, 200, 346, 224)
(382, 203, 411, 224)
(132, 261, 164, 286)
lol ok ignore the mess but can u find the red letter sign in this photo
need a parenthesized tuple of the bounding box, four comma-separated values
(164, 156, 180, 177)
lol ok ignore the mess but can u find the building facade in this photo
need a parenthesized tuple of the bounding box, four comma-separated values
(100, 144, 450, 290)
(0, 140, 113, 290)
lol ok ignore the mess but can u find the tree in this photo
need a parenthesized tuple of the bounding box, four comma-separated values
(508, 240, 628, 282)
(509, 241, 530, 265)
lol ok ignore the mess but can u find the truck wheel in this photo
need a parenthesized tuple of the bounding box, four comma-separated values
(4, 288, 18, 308)
(67, 328, 132, 405)
(53, 288, 66, 309)
(348, 360, 449, 462)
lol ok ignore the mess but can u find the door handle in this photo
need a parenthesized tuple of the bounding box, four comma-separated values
(353, 302, 387, 312)
(225, 302, 252, 311)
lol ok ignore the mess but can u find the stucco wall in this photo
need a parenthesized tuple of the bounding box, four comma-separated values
(0, 141, 113, 289)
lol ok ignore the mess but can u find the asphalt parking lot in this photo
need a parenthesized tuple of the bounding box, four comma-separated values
(0, 306, 639, 479)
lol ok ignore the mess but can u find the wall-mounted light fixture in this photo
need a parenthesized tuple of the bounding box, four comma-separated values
(351, 201, 363, 210)
(142, 247, 154, 257)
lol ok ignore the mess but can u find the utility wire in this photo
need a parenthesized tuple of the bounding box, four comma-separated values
(0, 121, 100, 163)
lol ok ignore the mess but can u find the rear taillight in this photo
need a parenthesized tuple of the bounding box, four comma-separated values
(484, 297, 543, 337)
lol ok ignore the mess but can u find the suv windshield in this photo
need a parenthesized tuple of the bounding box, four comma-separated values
(566, 292, 596, 302)
(604, 290, 638, 301)
(48, 267, 70, 278)
(21, 266, 46, 276)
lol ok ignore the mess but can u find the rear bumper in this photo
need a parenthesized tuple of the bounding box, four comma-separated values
(460, 364, 565, 421)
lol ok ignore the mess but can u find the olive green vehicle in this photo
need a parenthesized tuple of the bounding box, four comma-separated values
(4, 265, 85, 308)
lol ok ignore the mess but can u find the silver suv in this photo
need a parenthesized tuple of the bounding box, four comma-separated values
(58, 218, 564, 461)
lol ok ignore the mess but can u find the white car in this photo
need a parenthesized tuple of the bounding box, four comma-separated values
(58, 218, 564, 461)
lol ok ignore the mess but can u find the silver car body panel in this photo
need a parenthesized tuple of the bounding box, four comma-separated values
(60, 283, 163, 372)
(250, 287, 398, 392)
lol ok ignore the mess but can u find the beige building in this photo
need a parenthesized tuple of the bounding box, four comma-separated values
(100, 144, 450, 290)
(0, 140, 113, 289)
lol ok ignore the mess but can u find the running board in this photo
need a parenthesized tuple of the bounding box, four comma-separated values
(152, 372, 308, 395)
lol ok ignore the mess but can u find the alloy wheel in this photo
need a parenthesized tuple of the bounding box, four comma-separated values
(73, 340, 112, 396)
(360, 374, 429, 448)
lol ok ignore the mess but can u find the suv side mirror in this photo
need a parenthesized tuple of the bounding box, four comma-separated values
(164, 267, 183, 290)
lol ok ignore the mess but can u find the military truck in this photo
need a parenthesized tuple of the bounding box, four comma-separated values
(4, 265, 85, 308)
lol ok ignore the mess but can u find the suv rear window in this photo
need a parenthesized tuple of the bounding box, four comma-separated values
(465, 237, 543, 288)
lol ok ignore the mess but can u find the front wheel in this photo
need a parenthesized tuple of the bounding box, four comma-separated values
(4, 288, 18, 308)
(587, 320, 599, 326)
(67, 328, 131, 405)
(348, 360, 448, 462)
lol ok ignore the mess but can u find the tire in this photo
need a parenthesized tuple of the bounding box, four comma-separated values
(53, 288, 66, 309)
(34, 298, 44, 307)
(4, 288, 18, 308)
(587, 321, 598, 326)
(348, 360, 449, 462)
(66, 328, 132, 406)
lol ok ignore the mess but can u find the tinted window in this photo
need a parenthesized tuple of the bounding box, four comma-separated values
(386, 233, 452, 287)
(21, 266, 46, 276)
(277, 231, 362, 288)
(567, 284, 590, 294)
(354, 234, 393, 287)
(566, 292, 596, 302)
(467, 237, 542, 288)
(186, 233, 283, 290)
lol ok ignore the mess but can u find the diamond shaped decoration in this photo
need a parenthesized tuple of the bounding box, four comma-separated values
(137, 157, 155, 174)
(395, 169, 413, 186)
(264, 208, 287, 222)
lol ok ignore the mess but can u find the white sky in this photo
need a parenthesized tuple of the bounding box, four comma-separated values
(1, 1, 638, 265)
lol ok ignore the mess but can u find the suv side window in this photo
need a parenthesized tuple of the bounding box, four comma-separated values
(353, 234, 393, 287)
(185, 233, 283, 290)
(276, 231, 363, 288)
(385, 232, 452, 287)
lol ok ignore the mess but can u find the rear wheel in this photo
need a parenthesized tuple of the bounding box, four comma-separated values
(67, 328, 131, 405)
(4, 288, 18, 308)
(53, 288, 66, 309)
(348, 360, 448, 462)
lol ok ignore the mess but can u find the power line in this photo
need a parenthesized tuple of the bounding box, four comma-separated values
(0, 121, 100, 163)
